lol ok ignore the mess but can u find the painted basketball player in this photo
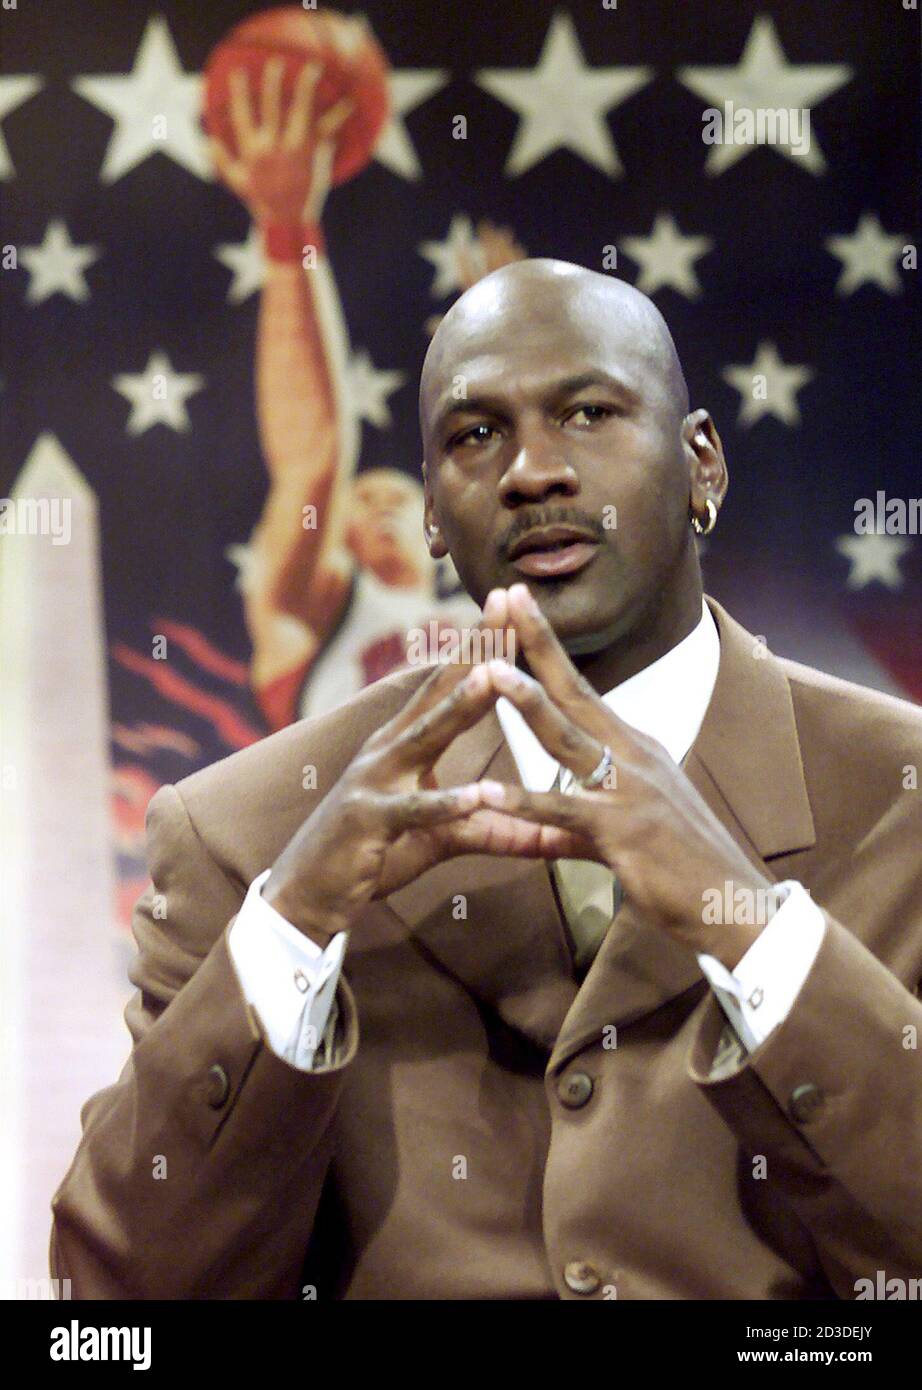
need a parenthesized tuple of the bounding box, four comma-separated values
(207, 10, 523, 729)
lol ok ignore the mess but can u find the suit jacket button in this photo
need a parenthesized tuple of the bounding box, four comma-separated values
(206, 1063, 230, 1109)
(789, 1082, 824, 1123)
(564, 1261, 602, 1295)
(558, 1071, 593, 1108)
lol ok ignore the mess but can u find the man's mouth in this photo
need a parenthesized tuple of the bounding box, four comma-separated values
(506, 525, 600, 578)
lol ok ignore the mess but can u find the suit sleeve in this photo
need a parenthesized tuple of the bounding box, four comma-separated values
(687, 906, 922, 1297)
(49, 781, 359, 1299)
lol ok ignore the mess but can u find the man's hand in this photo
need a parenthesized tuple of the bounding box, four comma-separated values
(262, 593, 555, 942)
(208, 57, 351, 226)
(479, 584, 775, 969)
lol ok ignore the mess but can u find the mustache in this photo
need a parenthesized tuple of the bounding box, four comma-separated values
(498, 504, 608, 561)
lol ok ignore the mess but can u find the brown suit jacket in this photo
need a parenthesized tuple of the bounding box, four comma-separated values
(49, 597, 922, 1299)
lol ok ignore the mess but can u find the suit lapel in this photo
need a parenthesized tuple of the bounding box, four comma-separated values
(387, 596, 818, 1063)
(691, 598, 816, 860)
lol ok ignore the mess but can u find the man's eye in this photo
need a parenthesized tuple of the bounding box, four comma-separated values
(567, 404, 613, 426)
(452, 423, 497, 447)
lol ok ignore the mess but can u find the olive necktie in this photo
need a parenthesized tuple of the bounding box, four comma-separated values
(550, 764, 623, 972)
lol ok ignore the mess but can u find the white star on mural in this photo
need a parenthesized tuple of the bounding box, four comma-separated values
(678, 15, 852, 175)
(112, 351, 205, 434)
(722, 341, 815, 426)
(20, 220, 102, 304)
(621, 214, 713, 298)
(835, 532, 911, 591)
(374, 69, 449, 180)
(346, 350, 406, 429)
(826, 212, 905, 295)
(72, 15, 209, 183)
(0, 75, 43, 180)
(476, 10, 652, 177)
(419, 215, 483, 297)
(214, 224, 266, 304)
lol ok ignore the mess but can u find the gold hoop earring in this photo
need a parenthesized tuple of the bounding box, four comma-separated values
(691, 498, 718, 537)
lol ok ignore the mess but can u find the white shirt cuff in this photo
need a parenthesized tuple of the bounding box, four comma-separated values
(697, 881, 826, 1054)
(228, 869, 348, 1069)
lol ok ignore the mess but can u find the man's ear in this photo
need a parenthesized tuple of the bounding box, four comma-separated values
(681, 408, 728, 520)
(421, 459, 449, 559)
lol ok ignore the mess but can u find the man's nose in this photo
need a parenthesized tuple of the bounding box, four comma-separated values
(498, 430, 579, 504)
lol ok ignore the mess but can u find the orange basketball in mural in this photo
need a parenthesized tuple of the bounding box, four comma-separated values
(203, 6, 391, 185)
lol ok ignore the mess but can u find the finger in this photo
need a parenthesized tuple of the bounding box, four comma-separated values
(368, 778, 505, 832)
(478, 782, 611, 848)
(282, 61, 321, 151)
(386, 663, 502, 772)
(316, 96, 352, 141)
(260, 55, 285, 144)
(505, 583, 609, 728)
(485, 660, 612, 782)
(305, 139, 335, 220)
(207, 136, 246, 192)
(369, 652, 477, 751)
(430, 805, 590, 860)
(371, 588, 514, 745)
(228, 67, 258, 159)
(366, 663, 467, 754)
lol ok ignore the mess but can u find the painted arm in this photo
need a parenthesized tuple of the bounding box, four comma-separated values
(210, 60, 358, 696)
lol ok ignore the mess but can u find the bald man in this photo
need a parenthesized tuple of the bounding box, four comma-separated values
(51, 259, 922, 1301)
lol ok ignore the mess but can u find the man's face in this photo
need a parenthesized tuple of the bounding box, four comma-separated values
(421, 285, 691, 653)
(347, 471, 431, 586)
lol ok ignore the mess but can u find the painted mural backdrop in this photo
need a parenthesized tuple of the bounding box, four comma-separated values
(0, 0, 919, 1281)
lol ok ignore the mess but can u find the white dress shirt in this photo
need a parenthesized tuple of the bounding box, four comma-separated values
(228, 599, 826, 1069)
